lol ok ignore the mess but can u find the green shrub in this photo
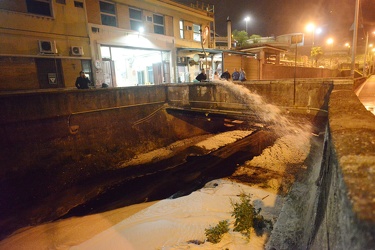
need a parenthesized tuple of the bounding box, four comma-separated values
(205, 220, 230, 244)
(231, 193, 254, 238)
(231, 193, 273, 239)
(204, 192, 274, 244)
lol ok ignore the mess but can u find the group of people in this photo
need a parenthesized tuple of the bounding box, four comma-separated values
(223, 68, 247, 81)
(195, 68, 247, 82)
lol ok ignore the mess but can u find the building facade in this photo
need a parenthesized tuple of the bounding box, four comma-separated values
(0, 0, 214, 90)
(0, 0, 92, 90)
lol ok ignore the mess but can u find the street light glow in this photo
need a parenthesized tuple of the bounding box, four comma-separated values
(327, 38, 334, 45)
(244, 16, 250, 33)
(316, 27, 322, 34)
(305, 23, 315, 32)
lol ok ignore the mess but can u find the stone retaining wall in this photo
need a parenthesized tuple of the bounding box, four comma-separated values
(310, 86, 375, 249)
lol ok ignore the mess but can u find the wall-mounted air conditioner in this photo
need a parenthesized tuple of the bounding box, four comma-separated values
(71, 46, 84, 56)
(38, 40, 57, 54)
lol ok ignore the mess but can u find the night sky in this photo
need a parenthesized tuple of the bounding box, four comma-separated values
(176, 0, 375, 45)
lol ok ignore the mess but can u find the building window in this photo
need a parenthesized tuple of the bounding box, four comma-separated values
(153, 14, 164, 35)
(56, 0, 66, 4)
(179, 20, 184, 39)
(74, 1, 83, 8)
(100, 1, 116, 27)
(26, 0, 52, 16)
(193, 24, 201, 42)
(129, 8, 143, 31)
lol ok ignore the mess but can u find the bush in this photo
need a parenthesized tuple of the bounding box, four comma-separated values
(232, 193, 273, 239)
(205, 220, 230, 244)
(231, 193, 255, 238)
(204, 192, 273, 244)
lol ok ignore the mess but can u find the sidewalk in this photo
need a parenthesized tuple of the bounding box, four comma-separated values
(356, 75, 375, 115)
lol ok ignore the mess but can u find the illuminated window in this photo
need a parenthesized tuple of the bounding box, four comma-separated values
(129, 8, 143, 31)
(193, 24, 201, 42)
(101, 46, 111, 59)
(179, 20, 184, 39)
(153, 14, 164, 35)
(26, 0, 52, 16)
(100, 1, 116, 27)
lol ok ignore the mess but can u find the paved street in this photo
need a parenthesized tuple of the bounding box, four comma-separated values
(356, 75, 375, 115)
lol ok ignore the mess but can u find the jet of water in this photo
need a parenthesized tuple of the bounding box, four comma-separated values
(213, 79, 312, 138)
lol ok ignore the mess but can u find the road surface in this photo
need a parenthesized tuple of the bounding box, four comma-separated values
(356, 75, 375, 115)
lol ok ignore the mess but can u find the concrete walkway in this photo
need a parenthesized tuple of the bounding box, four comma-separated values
(356, 75, 375, 115)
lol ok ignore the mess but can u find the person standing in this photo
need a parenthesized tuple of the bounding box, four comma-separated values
(239, 68, 247, 81)
(220, 69, 230, 80)
(232, 68, 240, 81)
(213, 71, 220, 80)
(195, 69, 207, 82)
(75, 71, 91, 89)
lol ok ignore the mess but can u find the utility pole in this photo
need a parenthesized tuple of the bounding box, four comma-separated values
(351, 0, 360, 77)
(363, 32, 369, 77)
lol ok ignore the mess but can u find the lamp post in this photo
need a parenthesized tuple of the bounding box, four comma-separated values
(363, 32, 369, 76)
(244, 17, 250, 34)
(345, 42, 351, 56)
(306, 23, 315, 46)
(327, 38, 334, 68)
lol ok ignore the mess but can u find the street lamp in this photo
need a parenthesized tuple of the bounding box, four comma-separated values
(244, 17, 250, 33)
(306, 23, 315, 46)
(345, 42, 351, 55)
(327, 38, 334, 68)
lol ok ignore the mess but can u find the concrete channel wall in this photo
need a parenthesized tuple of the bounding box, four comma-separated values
(309, 84, 375, 249)
(2, 78, 374, 247)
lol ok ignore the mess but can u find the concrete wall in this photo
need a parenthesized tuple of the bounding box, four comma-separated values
(267, 81, 375, 249)
(0, 85, 223, 234)
(309, 87, 375, 249)
(262, 64, 339, 80)
(167, 79, 336, 117)
(0, 80, 336, 176)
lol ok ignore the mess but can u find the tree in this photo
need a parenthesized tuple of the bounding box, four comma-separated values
(249, 34, 262, 43)
(311, 46, 323, 67)
(232, 29, 249, 47)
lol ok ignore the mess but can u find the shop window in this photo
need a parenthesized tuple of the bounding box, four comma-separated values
(153, 14, 164, 35)
(193, 24, 201, 42)
(26, 0, 52, 16)
(100, 1, 116, 27)
(179, 20, 184, 39)
(129, 8, 143, 31)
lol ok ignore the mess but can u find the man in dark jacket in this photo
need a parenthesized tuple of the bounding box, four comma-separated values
(220, 69, 230, 80)
(75, 71, 91, 89)
(195, 69, 207, 82)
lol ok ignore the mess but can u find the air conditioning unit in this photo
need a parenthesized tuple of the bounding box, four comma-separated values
(71, 46, 84, 56)
(186, 26, 192, 31)
(38, 40, 57, 54)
